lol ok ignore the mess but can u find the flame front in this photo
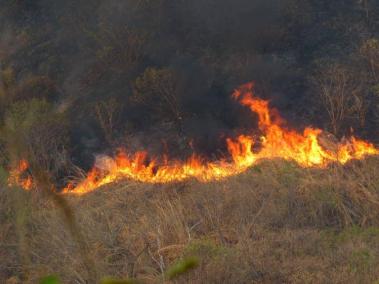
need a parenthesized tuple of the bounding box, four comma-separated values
(10, 83, 379, 195)
(233, 83, 378, 166)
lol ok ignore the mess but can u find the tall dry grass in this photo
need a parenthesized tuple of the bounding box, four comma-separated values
(1, 157, 379, 283)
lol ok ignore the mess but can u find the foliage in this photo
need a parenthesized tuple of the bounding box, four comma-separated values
(0, 0, 378, 175)
(39, 275, 61, 284)
(1, 1, 379, 282)
(100, 278, 140, 284)
(165, 256, 199, 280)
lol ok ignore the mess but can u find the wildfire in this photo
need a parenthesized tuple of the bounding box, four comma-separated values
(10, 83, 379, 195)
(232, 83, 378, 166)
(8, 159, 33, 190)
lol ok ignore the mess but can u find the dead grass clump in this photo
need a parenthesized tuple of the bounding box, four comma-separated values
(1, 157, 379, 283)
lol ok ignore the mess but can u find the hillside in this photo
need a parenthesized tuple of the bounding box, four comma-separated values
(1, 2, 379, 283)
(2, 157, 379, 283)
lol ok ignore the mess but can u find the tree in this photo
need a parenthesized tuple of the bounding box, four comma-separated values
(312, 63, 364, 136)
(94, 97, 124, 146)
(359, 38, 379, 83)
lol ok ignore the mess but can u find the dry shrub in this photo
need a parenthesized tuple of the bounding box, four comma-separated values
(2, 98, 72, 186)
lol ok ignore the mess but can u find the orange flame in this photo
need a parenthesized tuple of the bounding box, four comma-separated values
(62, 83, 377, 195)
(9, 83, 379, 195)
(8, 159, 33, 190)
(233, 83, 378, 166)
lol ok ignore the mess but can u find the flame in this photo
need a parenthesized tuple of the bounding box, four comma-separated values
(8, 159, 33, 190)
(233, 83, 378, 166)
(9, 83, 379, 195)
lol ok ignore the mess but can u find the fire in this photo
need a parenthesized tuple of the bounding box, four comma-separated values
(8, 159, 33, 190)
(9, 83, 379, 195)
(233, 83, 378, 166)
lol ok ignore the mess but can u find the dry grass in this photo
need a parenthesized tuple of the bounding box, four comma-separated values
(1, 157, 379, 283)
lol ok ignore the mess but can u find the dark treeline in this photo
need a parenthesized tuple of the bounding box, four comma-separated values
(0, 0, 378, 184)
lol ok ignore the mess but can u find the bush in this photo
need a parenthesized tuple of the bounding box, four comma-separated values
(2, 98, 71, 186)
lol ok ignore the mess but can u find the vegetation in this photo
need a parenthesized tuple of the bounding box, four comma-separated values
(0, 1, 379, 283)
(1, 158, 379, 283)
(0, 0, 379, 176)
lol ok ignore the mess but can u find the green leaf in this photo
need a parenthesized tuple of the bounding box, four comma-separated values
(100, 277, 141, 284)
(40, 275, 61, 284)
(165, 256, 199, 280)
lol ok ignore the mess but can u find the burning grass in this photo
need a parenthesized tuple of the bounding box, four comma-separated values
(9, 83, 378, 195)
(1, 157, 379, 283)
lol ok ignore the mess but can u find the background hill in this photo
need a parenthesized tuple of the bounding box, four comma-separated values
(0, 0, 378, 184)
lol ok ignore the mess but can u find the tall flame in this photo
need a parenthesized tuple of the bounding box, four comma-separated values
(236, 83, 378, 164)
(10, 83, 379, 195)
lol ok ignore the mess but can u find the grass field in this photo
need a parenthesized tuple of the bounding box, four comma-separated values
(1, 157, 379, 283)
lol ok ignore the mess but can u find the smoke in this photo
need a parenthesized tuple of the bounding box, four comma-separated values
(1, 0, 356, 169)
